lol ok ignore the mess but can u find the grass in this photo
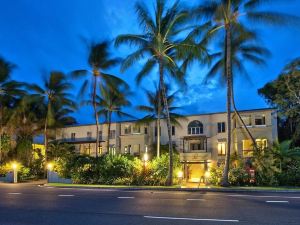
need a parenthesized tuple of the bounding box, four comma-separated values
(47, 183, 300, 191)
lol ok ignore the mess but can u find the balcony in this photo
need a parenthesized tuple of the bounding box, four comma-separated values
(179, 151, 212, 162)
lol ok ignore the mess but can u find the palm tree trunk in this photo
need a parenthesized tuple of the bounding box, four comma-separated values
(107, 111, 112, 154)
(93, 75, 99, 158)
(157, 82, 161, 158)
(221, 26, 232, 187)
(44, 115, 48, 163)
(0, 105, 2, 163)
(159, 60, 173, 186)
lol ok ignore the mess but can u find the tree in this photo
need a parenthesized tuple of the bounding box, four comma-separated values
(96, 85, 132, 154)
(136, 85, 185, 157)
(29, 71, 76, 161)
(259, 58, 300, 145)
(72, 41, 127, 158)
(192, 0, 298, 186)
(0, 57, 24, 163)
(115, 0, 203, 185)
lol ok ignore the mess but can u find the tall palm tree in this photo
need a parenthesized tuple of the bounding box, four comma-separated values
(115, 0, 205, 185)
(96, 85, 132, 154)
(29, 71, 76, 161)
(137, 85, 185, 157)
(0, 57, 24, 162)
(72, 41, 127, 158)
(205, 28, 270, 150)
(192, 0, 298, 186)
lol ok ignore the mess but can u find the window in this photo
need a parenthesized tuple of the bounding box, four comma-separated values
(255, 115, 266, 126)
(124, 125, 131, 134)
(144, 127, 148, 134)
(85, 145, 91, 155)
(98, 146, 102, 155)
(188, 120, 203, 135)
(133, 144, 140, 154)
(71, 133, 76, 140)
(218, 142, 226, 156)
(241, 115, 252, 126)
(243, 139, 253, 157)
(133, 125, 140, 134)
(256, 139, 268, 149)
(217, 122, 226, 133)
(98, 131, 102, 141)
(172, 126, 175, 136)
(155, 126, 161, 136)
(87, 131, 92, 140)
(109, 146, 116, 155)
(109, 130, 116, 139)
(124, 145, 131, 154)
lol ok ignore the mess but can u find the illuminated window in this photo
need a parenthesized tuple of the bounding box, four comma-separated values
(98, 146, 102, 155)
(218, 142, 226, 156)
(188, 120, 203, 135)
(243, 139, 253, 157)
(217, 122, 226, 133)
(241, 115, 252, 126)
(256, 139, 268, 149)
(255, 115, 266, 126)
(124, 145, 131, 154)
(109, 146, 116, 155)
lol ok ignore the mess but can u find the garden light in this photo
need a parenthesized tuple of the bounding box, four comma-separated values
(143, 152, 149, 162)
(177, 171, 183, 179)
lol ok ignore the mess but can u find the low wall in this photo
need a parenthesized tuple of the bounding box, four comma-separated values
(0, 172, 14, 183)
(48, 171, 72, 184)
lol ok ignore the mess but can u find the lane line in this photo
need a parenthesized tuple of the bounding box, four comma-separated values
(7, 192, 21, 195)
(58, 194, 75, 197)
(117, 197, 135, 199)
(144, 216, 239, 222)
(266, 201, 289, 203)
(228, 194, 300, 199)
(186, 199, 206, 201)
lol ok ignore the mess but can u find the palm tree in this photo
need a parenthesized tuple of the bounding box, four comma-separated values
(29, 71, 76, 161)
(136, 85, 185, 157)
(72, 41, 127, 158)
(0, 57, 24, 162)
(192, 0, 298, 186)
(115, 0, 205, 185)
(205, 28, 270, 150)
(96, 85, 132, 154)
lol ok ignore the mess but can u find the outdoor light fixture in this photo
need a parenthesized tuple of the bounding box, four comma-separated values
(11, 162, 18, 170)
(47, 163, 54, 171)
(204, 171, 210, 179)
(143, 152, 149, 162)
(177, 171, 183, 179)
(11, 162, 19, 183)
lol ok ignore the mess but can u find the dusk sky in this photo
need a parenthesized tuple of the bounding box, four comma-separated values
(1, 0, 300, 124)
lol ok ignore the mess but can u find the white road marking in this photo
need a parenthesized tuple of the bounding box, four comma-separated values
(58, 194, 74, 197)
(186, 199, 206, 201)
(144, 216, 239, 222)
(117, 196, 135, 199)
(7, 192, 21, 195)
(228, 194, 300, 199)
(266, 201, 289, 203)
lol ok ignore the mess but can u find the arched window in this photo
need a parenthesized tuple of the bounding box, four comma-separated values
(188, 120, 203, 135)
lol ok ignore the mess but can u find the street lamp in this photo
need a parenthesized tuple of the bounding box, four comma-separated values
(143, 152, 148, 172)
(11, 162, 18, 183)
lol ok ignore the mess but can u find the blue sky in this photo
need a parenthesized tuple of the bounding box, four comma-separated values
(0, 0, 300, 124)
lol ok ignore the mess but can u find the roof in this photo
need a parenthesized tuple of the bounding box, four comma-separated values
(62, 107, 276, 128)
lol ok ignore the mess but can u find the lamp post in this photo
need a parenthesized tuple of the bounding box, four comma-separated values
(177, 170, 183, 186)
(46, 163, 53, 183)
(11, 162, 18, 183)
(143, 152, 148, 172)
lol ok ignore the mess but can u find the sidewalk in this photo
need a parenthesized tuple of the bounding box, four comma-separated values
(45, 183, 300, 193)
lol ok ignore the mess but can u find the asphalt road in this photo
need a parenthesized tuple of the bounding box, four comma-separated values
(0, 183, 300, 225)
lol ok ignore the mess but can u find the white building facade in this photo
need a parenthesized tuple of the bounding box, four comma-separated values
(55, 108, 278, 182)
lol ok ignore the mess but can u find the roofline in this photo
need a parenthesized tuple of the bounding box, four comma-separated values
(62, 107, 276, 128)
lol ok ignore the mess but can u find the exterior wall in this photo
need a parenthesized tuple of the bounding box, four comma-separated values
(55, 108, 277, 181)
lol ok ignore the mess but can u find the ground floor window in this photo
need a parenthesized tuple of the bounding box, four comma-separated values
(242, 139, 253, 157)
(217, 142, 226, 156)
(98, 146, 102, 155)
(124, 145, 131, 154)
(109, 146, 116, 155)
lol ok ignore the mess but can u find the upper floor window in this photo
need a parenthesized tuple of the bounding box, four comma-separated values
(256, 138, 268, 149)
(217, 122, 226, 133)
(133, 125, 140, 134)
(144, 127, 148, 134)
(109, 130, 116, 139)
(172, 126, 175, 136)
(255, 115, 266, 126)
(99, 131, 102, 140)
(241, 115, 252, 126)
(87, 132, 92, 139)
(188, 120, 203, 135)
(124, 125, 131, 134)
(71, 133, 76, 140)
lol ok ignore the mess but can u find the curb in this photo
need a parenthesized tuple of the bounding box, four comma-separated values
(43, 184, 300, 193)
